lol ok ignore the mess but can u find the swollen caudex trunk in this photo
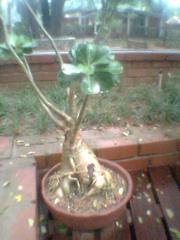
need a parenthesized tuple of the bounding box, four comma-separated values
(48, 130, 112, 198)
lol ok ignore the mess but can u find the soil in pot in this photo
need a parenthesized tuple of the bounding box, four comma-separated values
(45, 165, 128, 214)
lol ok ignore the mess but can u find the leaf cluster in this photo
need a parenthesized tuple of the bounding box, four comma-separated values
(59, 43, 123, 95)
(0, 33, 36, 60)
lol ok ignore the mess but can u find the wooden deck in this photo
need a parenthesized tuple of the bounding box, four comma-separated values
(39, 166, 180, 240)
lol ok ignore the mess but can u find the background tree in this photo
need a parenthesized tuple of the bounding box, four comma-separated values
(51, 0, 66, 37)
(41, 0, 51, 33)
(17, 0, 41, 37)
(95, 0, 129, 42)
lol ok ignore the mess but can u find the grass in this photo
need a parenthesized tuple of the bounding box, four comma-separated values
(0, 75, 180, 136)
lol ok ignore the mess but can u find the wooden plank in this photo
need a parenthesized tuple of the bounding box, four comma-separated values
(150, 167, 180, 240)
(130, 171, 167, 240)
(100, 210, 131, 240)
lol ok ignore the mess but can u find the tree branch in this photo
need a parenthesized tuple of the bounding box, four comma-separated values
(39, 100, 65, 132)
(67, 88, 77, 119)
(23, 0, 63, 67)
(0, 16, 73, 127)
(23, 56, 73, 126)
(71, 95, 89, 144)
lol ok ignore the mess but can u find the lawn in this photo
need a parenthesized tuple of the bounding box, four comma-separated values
(0, 76, 180, 136)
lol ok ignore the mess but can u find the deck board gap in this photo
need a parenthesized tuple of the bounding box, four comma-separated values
(161, 217, 173, 240)
(94, 229, 101, 240)
(147, 168, 160, 204)
(129, 222, 137, 240)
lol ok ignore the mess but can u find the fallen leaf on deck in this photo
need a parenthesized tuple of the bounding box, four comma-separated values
(27, 218, 34, 227)
(40, 225, 47, 235)
(0, 206, 8, 216)
(14, 194, 23, 202)
(16, 139, 25, 145)
(170, 228, 180, 239)
(138, 216, 143, 224)
(146, 210, 152, 216)
(18, 185, 23, 191)
(24, 143, 30, 147)
(2, 181, 10, 188)
(166, 208, 174, 219)
(27, 151, 36, 155)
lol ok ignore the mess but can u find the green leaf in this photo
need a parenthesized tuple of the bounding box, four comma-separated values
(59, 63, 82, 87)
(59, 42, 123, 93)
(0, 33, 36, 59)
(58, 71, 81, 87)
(81, 76, 101, 94)
(61, 64, 81, 75)
(170, 228, 180, 239)
(78, 64, 94, 75)
(97, 61, 123, 75)
(93, 46, 114, 65)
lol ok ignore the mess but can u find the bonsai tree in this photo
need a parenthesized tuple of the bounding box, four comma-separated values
(0, 1, 123, 201)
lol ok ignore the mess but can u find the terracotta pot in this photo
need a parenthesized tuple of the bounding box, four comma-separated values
(41, 158, 133, 230)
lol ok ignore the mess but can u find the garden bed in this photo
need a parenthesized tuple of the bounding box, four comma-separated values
(0, 78, 180, 136)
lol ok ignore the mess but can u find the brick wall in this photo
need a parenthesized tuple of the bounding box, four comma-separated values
(0, 50, 180, 87)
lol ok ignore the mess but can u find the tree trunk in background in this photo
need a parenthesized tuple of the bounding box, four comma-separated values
(41, 0, 51, 32)
(51, 0, 65, 37)
(17, 0, 41, 38)
(0, 20, 5, 43)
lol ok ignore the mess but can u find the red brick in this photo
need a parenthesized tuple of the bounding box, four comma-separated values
(36, 153, 61, 169)
(40, 63, 60, 72)
(46, 153, 62, 168)
(14, 133, 59, 145)
(0, 73, 27, 82)
(177, 139, 180, 151)
(0, 161, 38, 240)
(36, 155, 48, 169)
(150, 152, 180, 167)
(12, 141, 60, 159)
(131, 62, 152, 69)
(27, 54, 56, 64)
(10, 205, 38, 240)
(16, 166, 37, 201)
(0, 136, 13, 159)
(152, 62, 171, 68)
(139, 139, 178, 155)
(118, 156, 151, 171)
(34, 71, 58, 81)
(127, 68, 159, 77)
(166, 54, 180, 61)
(0, 65, 17, 74)
(95, 139, 138, 160)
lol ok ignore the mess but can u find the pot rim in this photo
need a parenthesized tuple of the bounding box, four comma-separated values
(41, 158, 133, 219)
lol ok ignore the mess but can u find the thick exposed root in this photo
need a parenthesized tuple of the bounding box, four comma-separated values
(48, 132, 113, 200)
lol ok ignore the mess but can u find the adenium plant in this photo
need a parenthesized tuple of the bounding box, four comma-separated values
(0, 0, 123, 199)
